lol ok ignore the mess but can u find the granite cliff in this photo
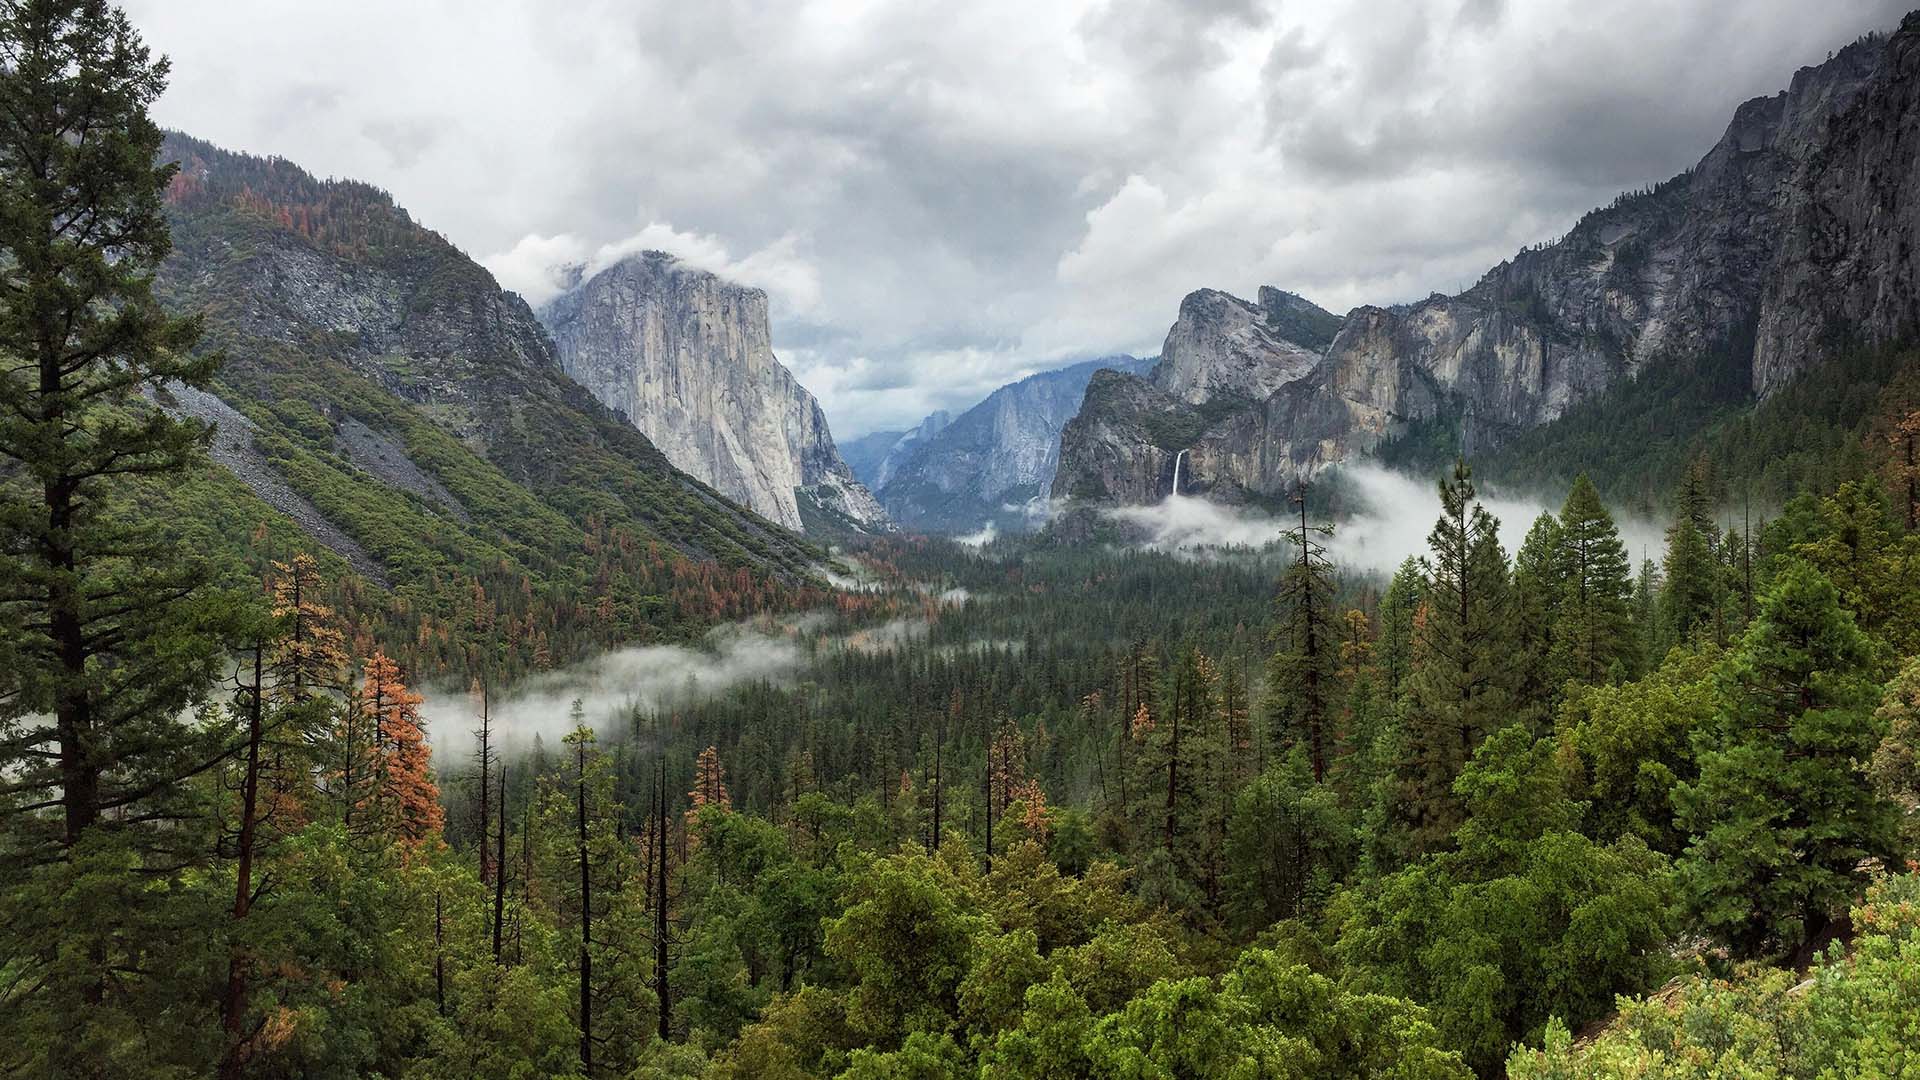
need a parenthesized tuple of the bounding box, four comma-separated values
(1057, 18, 1920, 507)
(875, 356, 1152, 532)
(539, 253, 889, 534)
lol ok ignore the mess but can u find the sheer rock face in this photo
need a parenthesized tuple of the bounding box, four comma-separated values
(874, 410, 952, 491)
(875, 356, 1151, 532)
(1153, 289, 1326, 406)
(1057, 18, 1920, 507)
(540, 252, 889, 533)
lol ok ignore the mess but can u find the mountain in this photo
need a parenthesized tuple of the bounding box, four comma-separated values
(876, 355, 1152, 532)
(1056, 18, 1920, 508)
(152, 134, 828, 675)
(839, 427, 909, 487)
(538, 252, 889, 535)
(873, 410, 953, 490)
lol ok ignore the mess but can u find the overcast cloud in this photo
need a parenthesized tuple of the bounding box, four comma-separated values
(126, 0, 1908, 436)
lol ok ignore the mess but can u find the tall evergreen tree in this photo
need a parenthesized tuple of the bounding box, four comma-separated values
(1512, 511, 1566, 710)
(1389, 461, 1516, 857)
(1674, 562, 1901, 957)
(0, 6, 237, 1070)
(0, 0, 227, 851)
(1552, 474, 1638, 685)
(1376, 557, 1421, 704)
(1267, 482, 1338, 781)
(1659, 516, 1718, 649)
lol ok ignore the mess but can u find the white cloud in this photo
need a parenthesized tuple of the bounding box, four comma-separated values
(127, 0, 1911, 436)
(1104, 460, 1671, 574)
(482, 222, 822, 313)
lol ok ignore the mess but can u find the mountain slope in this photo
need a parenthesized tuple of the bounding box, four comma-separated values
(538, 252, 889, 535)
(1056, 18, 1920, 507)
(153, 134, 830, 676)
(840, 427, 909, 488)
(877, 355, 1152, 531)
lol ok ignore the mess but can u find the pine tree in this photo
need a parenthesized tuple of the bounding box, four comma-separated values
(1675, 453, 1722, 551)
(1632, 557, 1661, 668)
(1332, 608, 1388, 804)
(267, 553, 345, 704)
(0, 0, 230, 857)
(1552, 474, 1638, 685)
(362, 651, 442, 848)
(1376, 557, 1422, 703)
(1889, 407, 1920, 531)
(688, 745, 732, 820)
(1675, 562, 1901, 957)
(1660, 516, 1717, 648)
(1512, 511, 1566, 709)
(1268, 482, 1339, 781)
(1391, 461, 1517, 857)
(263, 553, 343, 822)
(0, 11, 243, 1058)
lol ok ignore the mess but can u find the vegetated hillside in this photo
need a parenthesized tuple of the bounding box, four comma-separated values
(152, 133, 833, 680)
(1388, 341, 1920, 516)
(1057, 17, 1920, 509)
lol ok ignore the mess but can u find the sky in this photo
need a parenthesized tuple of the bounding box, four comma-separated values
(125, 0, 1909, 438)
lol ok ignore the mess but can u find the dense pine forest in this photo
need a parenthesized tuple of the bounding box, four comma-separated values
(5, 3, 1920, 1079)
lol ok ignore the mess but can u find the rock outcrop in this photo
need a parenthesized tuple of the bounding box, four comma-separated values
(1057, 17, 1920, 506)
(876, 356, 1151, 532)
(540, 252, 889, 534)
(156, 132, 822, 590)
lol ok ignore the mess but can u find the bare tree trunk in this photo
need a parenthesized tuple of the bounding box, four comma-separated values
(654, 760, 671, 1043)
(435, 890, 446, 1017)
(218, 645, 267, 1080)
(577, 740, 592, 1075)
(492, 767, 507, 962)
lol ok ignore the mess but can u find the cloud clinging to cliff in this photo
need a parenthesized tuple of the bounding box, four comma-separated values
(128, 0, 1908, 436)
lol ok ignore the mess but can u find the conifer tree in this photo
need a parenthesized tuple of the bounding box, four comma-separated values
(1332, 608, 1388, 804)
(1376, 557, 1422, 702)
(1660, 515, 1717, 648)
(1552, 474, 1638, 685)
(688, 744, 732, 820)
(1675, 562, 1901, 957)
(264, 553, 343, 821)
(1890, 407, 1920, 531)
(1512, 511, 1566, 708)
(362, 651, 442, 848)
(1632, 557, 1661, 667)
(0, 0, 229, 860)
(1390, 460, 1517, 856)
(1268, 482, 1338, 781)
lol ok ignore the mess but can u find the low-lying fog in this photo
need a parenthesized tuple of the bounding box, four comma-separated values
(419, 612, 940, 753)
(1104, 461, 1671, 576)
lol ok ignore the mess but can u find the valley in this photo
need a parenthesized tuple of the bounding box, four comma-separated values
(2, 4, 1919, 1080)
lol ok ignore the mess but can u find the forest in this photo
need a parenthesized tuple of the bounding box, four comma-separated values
(4, 4, 1920, 1080)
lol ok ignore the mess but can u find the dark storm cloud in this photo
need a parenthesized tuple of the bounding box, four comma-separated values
(124, 0, 1912, 437)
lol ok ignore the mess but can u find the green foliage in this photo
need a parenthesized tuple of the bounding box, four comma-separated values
(1222, 760, 1357, 932)
(1552, 474, 1640, 685)
(1872, 658, 1920, 855)
(1388, 460, 1519, 858)
(1508, 872, 1920, 1079)
(1558, 645, 1719, 855)
(1337, 726, 1677, 1074)
(1079, 948, 1470, 1080)
(1676, 561, 1902, 957)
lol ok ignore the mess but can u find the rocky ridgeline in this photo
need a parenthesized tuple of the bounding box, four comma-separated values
(540, 252, 889, 534)
(870, 355, 1153, 533)
(1056, 17, 1920, 507)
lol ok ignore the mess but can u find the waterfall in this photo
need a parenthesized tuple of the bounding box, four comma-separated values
(1170, 449, 1188, 498)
